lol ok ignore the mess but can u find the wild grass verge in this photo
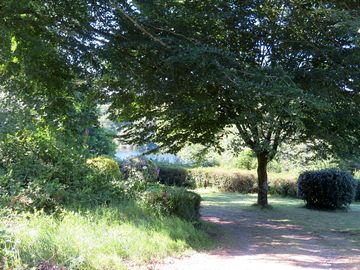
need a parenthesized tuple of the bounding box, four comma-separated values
(0, 200, 211, 270)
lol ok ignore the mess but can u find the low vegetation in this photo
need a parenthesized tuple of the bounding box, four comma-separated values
(298, 169, 357, 209)
(0, 134, 208, 269)
(159, 166, 298, 198)
(0, 200, 210, 270)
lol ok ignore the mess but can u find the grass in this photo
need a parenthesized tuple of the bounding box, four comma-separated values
(0, 200, 211, 270)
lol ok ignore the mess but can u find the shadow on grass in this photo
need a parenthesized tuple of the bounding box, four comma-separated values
(199, 192, 360, 270)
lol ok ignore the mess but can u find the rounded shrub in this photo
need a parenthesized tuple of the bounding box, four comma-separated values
(298, 169, 357, 209)
(121, 156, 159, 183)
(86, 156, 122, 181)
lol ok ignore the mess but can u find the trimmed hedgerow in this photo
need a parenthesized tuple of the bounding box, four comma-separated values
(268, 177, 298, 198)
(158, 166, 194, 187)
(298, 169, 357, 209)
(189, 168, 256, 193)
(141, 184, 201, 221)
(158, 166, 298, 197)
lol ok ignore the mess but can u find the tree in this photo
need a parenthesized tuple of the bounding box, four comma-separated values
(96, 0, 360, 207)
(1, 0, 360, 207)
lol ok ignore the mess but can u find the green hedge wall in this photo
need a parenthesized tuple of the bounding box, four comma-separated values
(159, 166, 298, 198)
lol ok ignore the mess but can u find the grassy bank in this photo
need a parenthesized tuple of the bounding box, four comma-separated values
(0, 200, 211, 270)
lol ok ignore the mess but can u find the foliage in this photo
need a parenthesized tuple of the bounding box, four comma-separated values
(0, 124, 92, 210)
(1, 1, 359, 207)
(158, 166, 194, 188)
(86, 156, 122, 182)
(0, 201, 210, 269)
(87, 127, 117, 157)
(235, 149, 257, 170)
(190, 168, 256, 193)
(141, 184, 201, 221)
(298, 169, 357, 209)
(121, 156, 159, 183)
(268, 177, 298, 198)
(0, 91, 119, 211)
(178, 144, 219, 167)
(99, 1, 360, 206)
(354, 171, 360, 201)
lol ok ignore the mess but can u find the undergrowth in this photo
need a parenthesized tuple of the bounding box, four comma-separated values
(0, 200, 211, 270)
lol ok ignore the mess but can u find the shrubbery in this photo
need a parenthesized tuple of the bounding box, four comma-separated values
(354, 179, 360, 201)
(235, 150, 257, 170)
(158, 166, 194, 187)
(159, 166, 298, 197)
(86, 156, 122, 182)
(268, 177, 298, 197)
(121, 156, 159, 183)
(190, 168, 256, 193)
(141, 184, 201, 221)
(117, 156, 160, 196)
(298, 169, 357, 209)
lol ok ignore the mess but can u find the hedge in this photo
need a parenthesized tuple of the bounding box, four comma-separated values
(159, 166, 298, 197)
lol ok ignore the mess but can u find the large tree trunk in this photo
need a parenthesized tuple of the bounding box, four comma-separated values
(256, 153, 268, 207)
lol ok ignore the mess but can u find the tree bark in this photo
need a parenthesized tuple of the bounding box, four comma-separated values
(257, 153, 268, 207)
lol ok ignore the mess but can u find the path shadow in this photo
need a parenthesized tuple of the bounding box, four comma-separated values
(200, 194, 360, 270)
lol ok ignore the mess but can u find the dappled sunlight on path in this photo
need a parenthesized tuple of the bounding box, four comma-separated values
(149, 193, 360, 270)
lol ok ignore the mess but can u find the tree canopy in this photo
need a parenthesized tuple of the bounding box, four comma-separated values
(1, 0, 360, 206)
(96, 0, 360, 206)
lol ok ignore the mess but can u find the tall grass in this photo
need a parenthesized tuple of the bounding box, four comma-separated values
(0, 200, 211, 270)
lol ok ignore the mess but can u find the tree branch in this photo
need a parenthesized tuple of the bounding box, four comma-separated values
(113, 6, 170, 49)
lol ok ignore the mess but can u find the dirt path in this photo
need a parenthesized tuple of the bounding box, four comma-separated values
(148, 193, 360, 270)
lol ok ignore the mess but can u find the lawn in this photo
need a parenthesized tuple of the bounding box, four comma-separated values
(201, 191, 360, 237)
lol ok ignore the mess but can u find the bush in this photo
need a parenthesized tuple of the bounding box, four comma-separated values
(355, 179, 360, 201)
(121, 156, 159, 183)
(189, 168, 256, 193)
(158, 166, 194, 187)
(141, 184, 201, 221)
(86, 156, 122, 182)
(298, 169, 357, 209)
(158, 166, 298, 196)
(268, 177, 297, 198)
(9, 178, 67, 211)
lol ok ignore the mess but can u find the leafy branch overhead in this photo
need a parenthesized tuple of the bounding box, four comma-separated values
(1, 0, 360, 206)
(99, 1, 360, 158)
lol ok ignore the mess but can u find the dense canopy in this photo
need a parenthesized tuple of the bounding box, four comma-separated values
(1, 0, 360, 206)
